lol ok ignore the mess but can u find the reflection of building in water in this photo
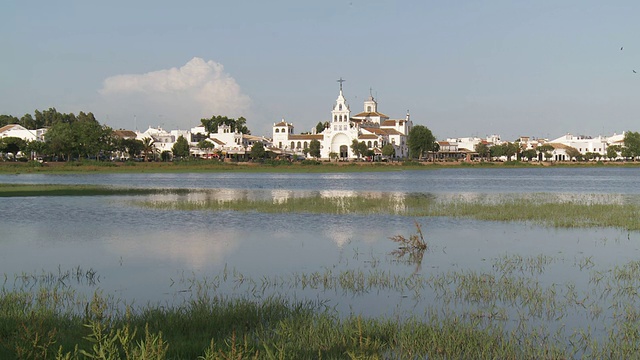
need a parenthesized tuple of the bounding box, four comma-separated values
(324, 226, 354, 248)
(271, 190, 294, 204)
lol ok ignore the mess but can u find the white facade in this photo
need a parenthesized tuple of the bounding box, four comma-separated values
(0, 124, 47, 142)
(549, 133, 608, 156)
(271, 81, 413, 160)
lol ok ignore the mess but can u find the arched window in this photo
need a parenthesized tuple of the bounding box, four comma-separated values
(297, 141, 301, 149)
(339, 115, 342, 122)
(339, 104, 342, 111)
(275, 128, 279, 133)
(303, 142, 308, 149)
(374, 141, 378, 147)
(279, 142, 282, 148)
(367, 106, 371, 112)
(367, 141, 372, 148)
(334, 115, 337, 121)
(291, 142, 294, 148)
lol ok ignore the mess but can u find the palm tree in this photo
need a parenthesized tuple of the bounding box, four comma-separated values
(141, 137, 156, 162)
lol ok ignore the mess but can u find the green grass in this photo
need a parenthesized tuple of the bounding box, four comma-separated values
(0, 184, 194, 197)
(6, 252, 640, 359)
(138, 192, 640, 231)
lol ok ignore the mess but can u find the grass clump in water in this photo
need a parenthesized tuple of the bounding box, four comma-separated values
(138, 192, 640, 231)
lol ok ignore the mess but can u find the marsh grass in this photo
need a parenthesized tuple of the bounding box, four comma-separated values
(138, 192, 640, 231)
(7, 250, 640, 358)
(0, 184, 192, 197)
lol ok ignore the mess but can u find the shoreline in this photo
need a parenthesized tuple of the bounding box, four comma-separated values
(1, 159, 639, 174)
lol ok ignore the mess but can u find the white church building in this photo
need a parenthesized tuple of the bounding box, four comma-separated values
(272, 79, 413, 160)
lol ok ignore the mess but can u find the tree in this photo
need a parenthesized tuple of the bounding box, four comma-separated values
(607, 145, 621, 161)
(141, 137, 156, 161)
(382, 144, 395, 160)
(351, 139, 362, 159)
(0, 137, 27, 160)
(250, 142, 266, 160)
(623, 131, 640, 160)
(201, 115, 251, 135)
(308, 139, 321, 158)
(329, 152, 339, 162)
(537, 144, 554, 162)
(565, 147, 582, 161)
(350, 140, 368, 159)
(172, 135, 190, 159)
(407, 125, 436, 160)
(44, 122, 74, 161)
(160, 150, 172, 162)
(503, 142, 518, 161)
(521, 149, 537, 161)
(489, 144, 504, 160)
(474, 142, 490, 161)
(25, 140, 47, 160)
(315, 122, 325, 134)
(0, 114, 19, 127)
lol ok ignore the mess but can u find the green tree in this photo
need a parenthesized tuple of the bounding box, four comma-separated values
(25, 140, 47, 160)
(172, 135, 190, 159)
(201, 115, 251, 134)
(0, 137, 27, 160)
(315, 122, 325, 134)
(308, 139, 321, 158)
(44, 122, 74, 161)
(0, 114, 20, 127)
(19, 114, 36, 129)
(565, 147, 582, 161)
(474, 142, 490, 161)
(503, 142, 518, 161)
(407, 125, 436, 160)
(537, 144, 554, 161)
(350, 140, 368, 159)
(141, 137, 156, 161)
(250, 141, 266, 160)
(329, 152, 339, 162)
(607, 145, 621, 160)
(160, 150, 172, 162)
(623, 131, 640, 160)
(382, 144, 395, 160)
(521, 149, 537, 161)
(489, 144, 504, 159)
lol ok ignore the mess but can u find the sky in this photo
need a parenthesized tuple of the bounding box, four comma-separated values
(2, 1, 639, 141)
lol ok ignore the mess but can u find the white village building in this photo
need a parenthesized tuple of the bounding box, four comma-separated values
(272, 80, 413, 160)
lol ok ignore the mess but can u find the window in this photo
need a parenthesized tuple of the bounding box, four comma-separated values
(291, 142, 295, 148)
(304, 142, 308, 149)
(275, 129, 279, 133)
(334, 115, 337, 121)
(367, 106, 371, 112)
(374, 141, 378, 147)
(297, 141, 301, 149)
(367, 141, 372, 148)
(339, 104, 342, 111)
(279, 142, 282, 148)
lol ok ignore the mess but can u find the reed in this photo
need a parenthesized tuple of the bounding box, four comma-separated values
(138, 192, 640, 231)
(6, 251, 640, 359)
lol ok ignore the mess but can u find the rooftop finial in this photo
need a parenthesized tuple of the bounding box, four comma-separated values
(337, 77, 345, 92)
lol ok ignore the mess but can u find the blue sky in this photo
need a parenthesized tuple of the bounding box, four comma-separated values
(2, 1, 639, 140)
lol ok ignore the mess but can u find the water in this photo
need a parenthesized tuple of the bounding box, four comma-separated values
(1, 167, 640, 343)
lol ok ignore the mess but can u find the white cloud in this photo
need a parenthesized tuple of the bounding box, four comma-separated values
(99, 57, 251, 129)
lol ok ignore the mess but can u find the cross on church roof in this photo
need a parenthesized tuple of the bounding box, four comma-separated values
(337, 77, 345, 91)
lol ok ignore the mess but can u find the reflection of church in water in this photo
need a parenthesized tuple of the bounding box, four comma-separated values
(272, 78, 413, 160)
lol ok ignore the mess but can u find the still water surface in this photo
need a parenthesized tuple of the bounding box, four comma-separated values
(1, 168, 640, 339)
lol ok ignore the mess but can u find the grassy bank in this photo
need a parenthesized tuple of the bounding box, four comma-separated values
(138, 192, 640, 231)
(2, 159, 639, 174)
